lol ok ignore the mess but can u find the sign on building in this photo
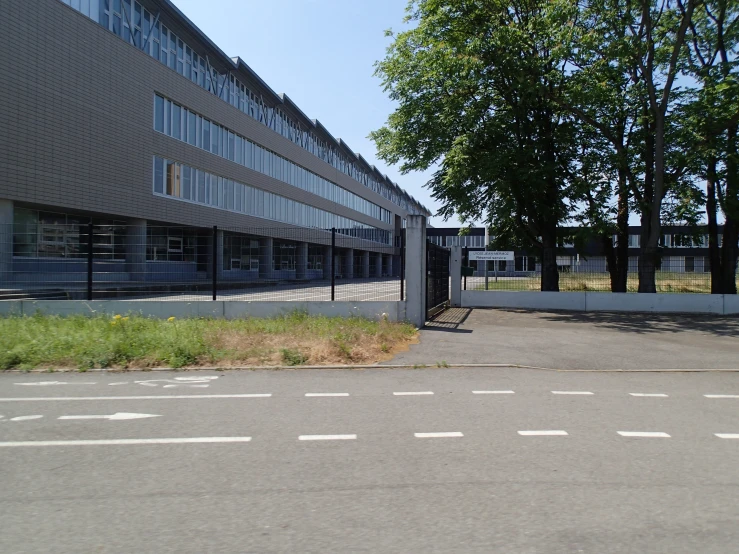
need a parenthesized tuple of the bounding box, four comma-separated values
(469, 251, 515, 261)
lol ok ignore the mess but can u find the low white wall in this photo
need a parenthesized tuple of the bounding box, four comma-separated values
(2, 300, 406, 322)
(462, 290, 737, 315)
(462, 291, 586, 311)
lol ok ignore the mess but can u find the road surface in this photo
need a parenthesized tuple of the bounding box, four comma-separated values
(1, 368, 737, 553)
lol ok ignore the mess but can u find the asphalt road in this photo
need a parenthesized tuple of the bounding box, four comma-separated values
(1, 368, 738, 553)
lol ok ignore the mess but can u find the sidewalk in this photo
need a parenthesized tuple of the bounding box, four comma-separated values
(390, 308, 739, 370)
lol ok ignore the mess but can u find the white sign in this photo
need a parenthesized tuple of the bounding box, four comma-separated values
(469, 251, 514, 261)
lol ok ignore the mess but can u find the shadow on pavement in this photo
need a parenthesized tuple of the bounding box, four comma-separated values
(425, 308, 473, 332)
(496, 308, 739, 338)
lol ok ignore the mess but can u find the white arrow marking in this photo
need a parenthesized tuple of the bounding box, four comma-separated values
(58, 413, 161, 421)
(15, 381, 96, 386)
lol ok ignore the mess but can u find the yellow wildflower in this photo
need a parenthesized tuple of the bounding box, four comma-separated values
(167, 317, 176, 322)
(113, 314, 122, 320)
(111, 321, 117, 326)
(122, 317, 129, 321)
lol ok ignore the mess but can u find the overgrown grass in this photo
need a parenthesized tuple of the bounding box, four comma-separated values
(476, 272, 737, 293)
(0, 312, 418, 371)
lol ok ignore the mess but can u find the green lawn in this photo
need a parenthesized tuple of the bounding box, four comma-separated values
(0, 312, 418, 370)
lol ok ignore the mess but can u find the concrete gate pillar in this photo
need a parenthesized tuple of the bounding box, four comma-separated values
(405, 215, 427, 327)
(450, 245, 462, 308)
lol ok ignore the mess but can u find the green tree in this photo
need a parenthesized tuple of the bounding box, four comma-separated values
(684, 0, 739, 293)
(371, 0, 581, 291)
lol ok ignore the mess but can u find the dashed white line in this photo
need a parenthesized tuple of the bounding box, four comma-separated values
(551, 391, 594, 395)
(618, 431, 671, 438)
(630, 393, 669, 397)
(704, 395, 739, 399)
(0, 394, 272, 402)
(472, 390, 515, 395)
(9, 415, 43, 421)
(304, 393, 350, 397)
(715, 434, 739, 439)
(393, 391, 434, 396)
(298, 435, 357, 441)
(0, 437, 252, 447)
(414, 432, 463, 438)
(518, 430, 568, 436)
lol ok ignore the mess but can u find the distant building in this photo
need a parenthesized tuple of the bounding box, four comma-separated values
(427, 226, 731, 276)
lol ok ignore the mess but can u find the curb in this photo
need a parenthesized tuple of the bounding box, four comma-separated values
(3, 364, 739, 373)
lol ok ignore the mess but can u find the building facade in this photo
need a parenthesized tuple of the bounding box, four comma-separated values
(0, 0, 429, 286)
(428, 226, 729, 276)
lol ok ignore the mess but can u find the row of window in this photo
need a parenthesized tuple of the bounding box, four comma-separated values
(154, 95, 391, 224)
(12, 209, 126, 259)
(58, 0, 427, 216)
(152, 156, 392, 245)
(430, 233, 725, 249)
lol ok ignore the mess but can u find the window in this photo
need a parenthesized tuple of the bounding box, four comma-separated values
(685, 256, 695, 272)
(146, 226, 197, 262)
(628, 235, 640, 248)
(273, 242, 296, 271)
(154, 95, 164, 132)
(704, 256, 711, 273)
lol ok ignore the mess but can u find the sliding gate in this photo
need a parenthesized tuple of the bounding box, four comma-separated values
(426, 241, 450, 319)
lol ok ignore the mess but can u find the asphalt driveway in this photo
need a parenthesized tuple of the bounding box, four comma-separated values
(390, 308, 739, 370)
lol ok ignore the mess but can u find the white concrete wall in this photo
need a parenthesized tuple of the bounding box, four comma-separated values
(461, 290, 737, 315)
(1, 300, 406, 322)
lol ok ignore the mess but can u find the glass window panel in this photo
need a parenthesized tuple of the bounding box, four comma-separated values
(153, 157, 164, 193)
(171, 103, 181, 140)
(202, 119, 210, 150)
(187, 111, 196, 145)
(154, 95, 164, 132)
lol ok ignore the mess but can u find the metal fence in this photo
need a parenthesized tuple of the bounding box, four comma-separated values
(461, 249, 734, 294)
(0, 224, 404, 301)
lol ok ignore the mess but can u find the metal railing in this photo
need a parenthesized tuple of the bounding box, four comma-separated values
(0, 224, 404, 302)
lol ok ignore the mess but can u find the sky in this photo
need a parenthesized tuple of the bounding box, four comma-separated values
(171, 0, 453, 227)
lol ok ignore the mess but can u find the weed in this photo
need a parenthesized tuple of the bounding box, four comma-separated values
(280, 348, 309, 366)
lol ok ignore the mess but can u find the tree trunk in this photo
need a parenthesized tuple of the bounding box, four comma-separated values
(540, 233, 560, 292)
(603, 234, 619, 292)
(614, 169, 630, 292)
(720, 125, 739, 294)
(706, 158, 723, 294)
(638, 212, 658, 293)
(638, 108, 657, 293)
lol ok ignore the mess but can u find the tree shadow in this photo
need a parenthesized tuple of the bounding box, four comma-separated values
(497, 308, 739, 338)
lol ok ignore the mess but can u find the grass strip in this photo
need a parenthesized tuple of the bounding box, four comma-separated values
(0, 312, 417, 371)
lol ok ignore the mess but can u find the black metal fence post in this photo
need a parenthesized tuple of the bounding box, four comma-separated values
(86, 222, 94, 301)
(400, 231, 405, 301)
(463, 247, 467, 291)
(212, 225, 218, 301)
(330, 228, 336, 301)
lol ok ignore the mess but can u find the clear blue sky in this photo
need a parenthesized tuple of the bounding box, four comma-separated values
(171, 0, 452, 227)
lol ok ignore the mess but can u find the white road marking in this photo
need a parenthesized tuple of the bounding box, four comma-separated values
(9, 415, 43, 421)
(551, 391, 594, 395)
(704, 395, 739, 399)
(715, 434, 739, 439)
(393, 391, 434, 396)
(305, 393, 350, 397)
(298, 435, 357, 441)
(163, 384, 209, 388)
(14, 381, 96, 386)
(414, 432, 463, 438)
(630, 393, 669, 397)
(472, 390, 515, 395)
(58, 412, 161, 421)
(0, 394, 272, 402)
(518, 430, 569, 436)
(108, 382, 128, 386)
(618, 431, 671, 438)
(0, 437, 252, 447)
